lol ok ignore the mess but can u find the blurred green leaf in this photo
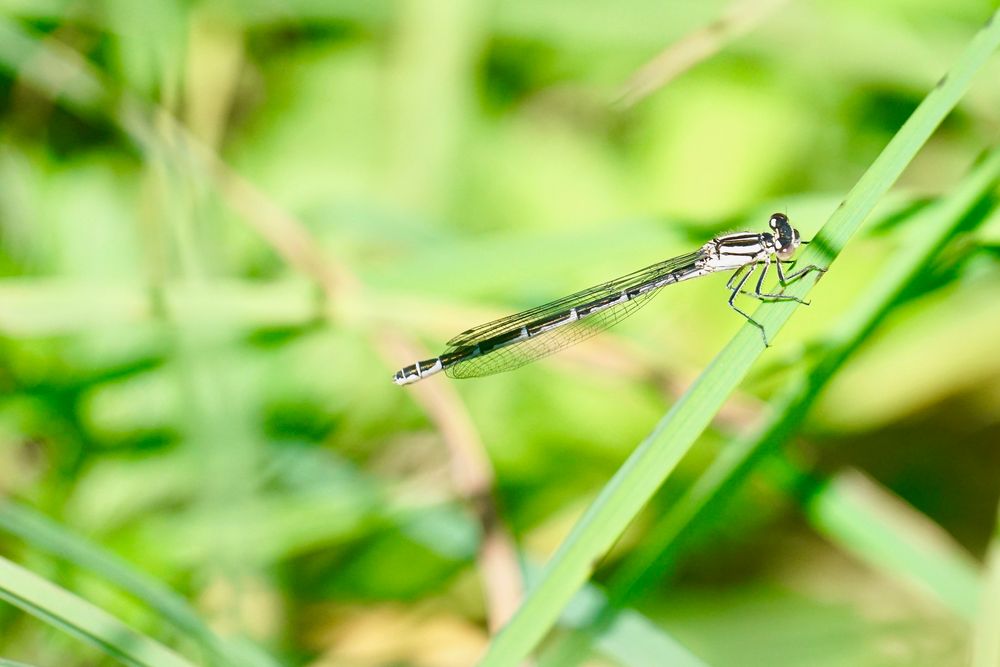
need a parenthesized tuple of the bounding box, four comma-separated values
(1, 2, 999, 664)
(549, 568, 707, 667)
(0, 554, 194, 667)
(807, 470, 980, 621)
(972, 529, 1000, 666)
(0, 502, 280, 667)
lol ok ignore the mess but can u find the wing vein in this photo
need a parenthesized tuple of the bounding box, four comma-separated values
(442, 249, 706, 379)
(445, 250, 704, 347)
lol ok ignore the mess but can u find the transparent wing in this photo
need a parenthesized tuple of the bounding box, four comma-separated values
(445, 284, 665, 378)
(441, 249, 707, 379)
(445, 250, 704, 347)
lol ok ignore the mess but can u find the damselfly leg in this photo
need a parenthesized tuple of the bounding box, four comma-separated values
(726, 262, 770, 345)
(776, 257, 827, 285)
(726, 254, 827, 345)
(745, 256, 810, 304)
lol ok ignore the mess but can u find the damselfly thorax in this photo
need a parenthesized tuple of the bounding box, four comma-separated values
(393, 213, 822, 385)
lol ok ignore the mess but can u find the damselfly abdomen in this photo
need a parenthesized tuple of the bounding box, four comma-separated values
(393, 213, 823, 385)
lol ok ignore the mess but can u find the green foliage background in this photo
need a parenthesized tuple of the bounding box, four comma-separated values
(0, 1, 999, 666)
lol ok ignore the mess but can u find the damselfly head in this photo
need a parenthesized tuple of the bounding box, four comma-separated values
(768, 212, 800, 259)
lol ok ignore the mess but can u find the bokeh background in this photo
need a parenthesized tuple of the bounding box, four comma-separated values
(1, 1, 999, 665)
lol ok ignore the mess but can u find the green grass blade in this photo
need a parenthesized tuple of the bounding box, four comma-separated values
(0, 502, 280, 667)
(973, 531, 1000, 666)
(529, 565, 706, 667)
(0, 555, 194, 667)
(806, 469, 980, 620)
(611, 144, 1000, 599)
(478, 10, 1000, 666)
(540, 127, 1000, 667)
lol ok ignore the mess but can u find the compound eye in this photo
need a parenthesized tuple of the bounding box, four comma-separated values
(769, 212, 788, 230)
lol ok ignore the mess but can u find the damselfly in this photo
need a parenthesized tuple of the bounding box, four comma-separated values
(393, 213, 823, 385)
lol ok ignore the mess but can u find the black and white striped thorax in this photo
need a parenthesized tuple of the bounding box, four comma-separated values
(700, 231, 774, 272)
(393, 212, 812, 385)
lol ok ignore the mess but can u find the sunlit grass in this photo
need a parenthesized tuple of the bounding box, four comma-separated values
(539, 144, 1000, 665)
(479, 11, 1000, 665)
(0, 3, 997, 666)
